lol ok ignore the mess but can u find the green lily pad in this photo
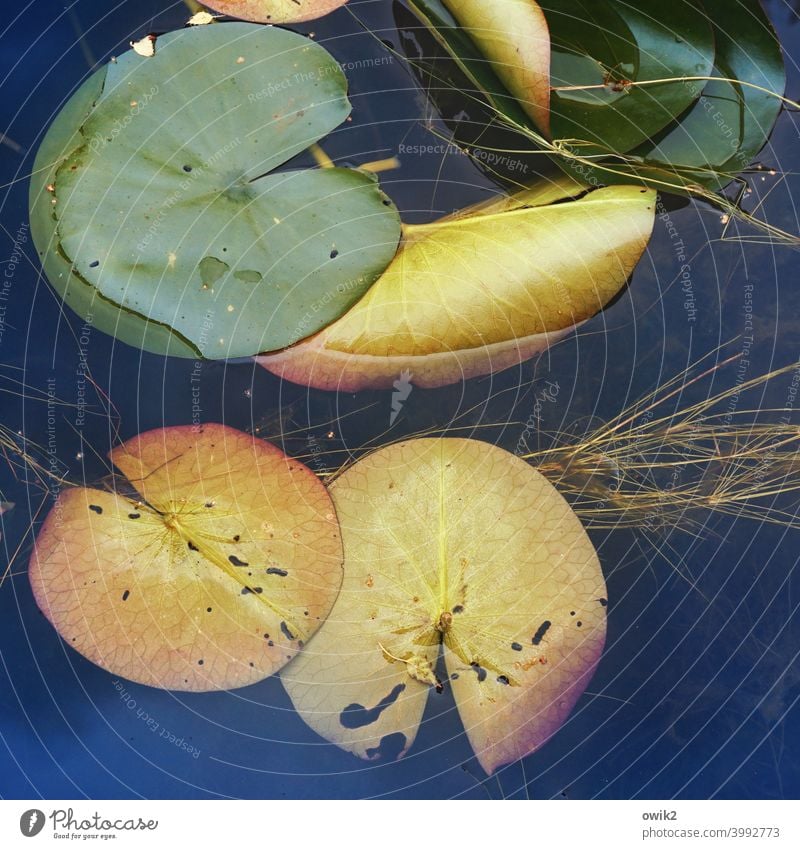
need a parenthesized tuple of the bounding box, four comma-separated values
(540, 0, 715, 156)
(629, 0, 786, 189)
(407, 0, 715, 157)
(30, 23, 401, 358)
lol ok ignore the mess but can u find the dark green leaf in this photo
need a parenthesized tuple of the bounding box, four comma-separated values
(540, 0, 715, 155)
(630, 0, 786, 189)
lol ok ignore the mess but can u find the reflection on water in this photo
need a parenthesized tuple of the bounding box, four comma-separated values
(0, 0, 798, 799)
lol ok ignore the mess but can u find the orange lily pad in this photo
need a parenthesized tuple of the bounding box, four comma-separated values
(204, 0, 348, 24)
(29, 424, 343, 691)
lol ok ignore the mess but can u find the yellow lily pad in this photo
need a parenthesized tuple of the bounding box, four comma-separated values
(258, 182, 655, 390)
(282, 438, 606, 774)
(442, 0, 551, 135)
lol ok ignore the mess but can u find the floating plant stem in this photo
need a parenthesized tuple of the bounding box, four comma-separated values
(524, 356, 800, 530)
(549, 76, 799, 109)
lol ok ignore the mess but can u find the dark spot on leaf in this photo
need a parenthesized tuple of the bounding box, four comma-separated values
(229, 555, 249, 567)
(199, 256, 229, 287)
(497, 675, 509, 686)
(128, 513, 140, 519)
(451, 672, 459, 680)
(241, 586, 263, 595)
(268, 640, 274, 647)
(122, 590, 130, 601)
(576, 621, 582, 627)
(570, 610, 576, 616)
(511, 642, 522, 652)
(452, 605, 464, 614)
(263, 633, 270, 639)
(340, 684, 406, 729)
(207, 607, 212, 613)
(89, 260, 99, 268)
(89, 504, 103, 514)
(183, 164, 192, 172)
(280, 621, 295, 641)
(198, 659, 204, 665)
(233, 535, 240, 542)
(598, 597, 608, 607)
(365, 733, 407, 761)
(188, 541, 199, 551)
(532, 620, 551, 645)
(329, 249, 339, 259)
(471, 662, 487, 683)
(266, 567, 288, 577)
(234, 269, 263, 284)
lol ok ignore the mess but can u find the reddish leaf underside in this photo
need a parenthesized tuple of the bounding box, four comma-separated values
(203, 0, 349, 24)
(29, 424, 343, 691)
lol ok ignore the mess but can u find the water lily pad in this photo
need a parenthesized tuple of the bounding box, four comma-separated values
(407, 0, 715, 158)
(257, 180, 655, 390)
(628, 0, 786, 189)
(540, 0, 714, 155)
(29, 424, 343, 691)
(29, 23, 401, 358)
(283, 438, 606, 774)
(204, 1, 349, 24)
(440, 0, 551, 134)
(405, 0, 534, 130)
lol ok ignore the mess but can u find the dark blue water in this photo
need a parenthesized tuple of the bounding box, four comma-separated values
(1, 0, 799, 799)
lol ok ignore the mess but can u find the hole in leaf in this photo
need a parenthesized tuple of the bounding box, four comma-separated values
(340, 684, 406, 729)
